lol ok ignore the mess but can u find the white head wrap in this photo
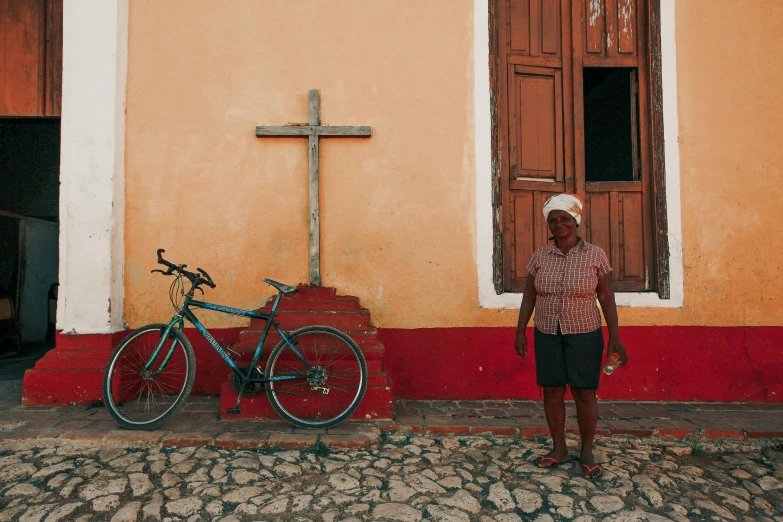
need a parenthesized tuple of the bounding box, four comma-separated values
(543, 194, 583, 225)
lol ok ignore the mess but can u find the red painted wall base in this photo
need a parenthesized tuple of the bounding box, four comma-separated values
(379, 326, 783, 402)
(22, 326, 783, 406)
(22, 329, 242, 406)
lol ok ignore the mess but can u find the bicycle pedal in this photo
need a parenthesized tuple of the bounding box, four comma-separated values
(226, 407, 242, 415)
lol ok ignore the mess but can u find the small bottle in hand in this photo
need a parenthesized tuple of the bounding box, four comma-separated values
(603, 352, 621, 375)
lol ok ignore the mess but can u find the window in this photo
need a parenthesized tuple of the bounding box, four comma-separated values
(490, 0, 668, 296)
(584, 67, 638, 183)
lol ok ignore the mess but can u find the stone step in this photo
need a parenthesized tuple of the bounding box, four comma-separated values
(262, 295, 361, 311)
(227, 341, 387, 363)
(237, 327, 380, 348)
(287, 285, 337, 300)
(249, 309, 371, 331)
(232, 287, 392, 422)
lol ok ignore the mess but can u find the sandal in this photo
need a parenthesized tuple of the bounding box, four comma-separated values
(536, 455, 571, 468)
(581, 463, 602, 480)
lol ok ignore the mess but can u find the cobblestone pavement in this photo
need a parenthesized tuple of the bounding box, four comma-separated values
(1, 432, 782, 522)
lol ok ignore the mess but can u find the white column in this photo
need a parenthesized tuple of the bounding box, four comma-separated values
(58, 0, 128, 333)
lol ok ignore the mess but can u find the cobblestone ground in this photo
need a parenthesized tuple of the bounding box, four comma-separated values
(1, 433, 782, 522)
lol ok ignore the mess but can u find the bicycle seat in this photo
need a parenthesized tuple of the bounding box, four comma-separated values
(263, 278, 299, 296)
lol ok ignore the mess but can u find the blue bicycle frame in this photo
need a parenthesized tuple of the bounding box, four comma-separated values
(153, 291, 312, 385)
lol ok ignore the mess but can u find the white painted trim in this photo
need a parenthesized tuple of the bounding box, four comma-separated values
(58, 1, 128, 333)
(475, 0, 683, 309)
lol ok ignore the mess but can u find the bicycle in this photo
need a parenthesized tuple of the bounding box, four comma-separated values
(102, 249, 367, 430)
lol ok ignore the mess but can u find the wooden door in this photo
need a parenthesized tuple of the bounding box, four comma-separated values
(0, 0, 62, 116)
(495, 0, 657, 293)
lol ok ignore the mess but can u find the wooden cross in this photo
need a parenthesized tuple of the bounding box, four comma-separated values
(255, 90, 371, 286)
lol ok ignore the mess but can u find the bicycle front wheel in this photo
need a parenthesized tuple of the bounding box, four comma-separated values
(265, 325, 367, 428)
(102, 324, 196, 430)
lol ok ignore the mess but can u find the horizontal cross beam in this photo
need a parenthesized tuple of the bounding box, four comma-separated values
(255, 125, 372, 137)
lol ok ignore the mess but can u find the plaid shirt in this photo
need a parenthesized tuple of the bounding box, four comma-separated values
(526, 239, 612, 335)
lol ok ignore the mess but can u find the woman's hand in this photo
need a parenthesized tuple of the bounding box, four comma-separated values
(607, 339, 628, 366)
(515, 276, 536, 360)
(515, 333, 528, 359)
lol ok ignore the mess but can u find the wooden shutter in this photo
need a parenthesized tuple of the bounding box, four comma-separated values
(0, 0, 62, 116)
(508, 66, 563, 182)
(494, 0, 662, 294)
(499, 0, 570, 292)
(582, 0, 639, 65)
(574, 0, 653, 291)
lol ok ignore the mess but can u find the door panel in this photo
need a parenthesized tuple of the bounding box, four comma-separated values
(0, 0, 62, 116)
(0, 0, 44, 115)
(508, 66, 563, 181)
(509, 0, 562, 62)
(586, 188, 645, 291)
(581, 0, 639, 65)
(508, 190, 563, 291)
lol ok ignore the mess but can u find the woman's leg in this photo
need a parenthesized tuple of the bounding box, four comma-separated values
(571, 386, 600, 477)
(539, 385, 569, 465)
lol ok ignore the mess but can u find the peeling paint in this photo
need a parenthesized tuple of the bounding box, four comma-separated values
(588, 0, 602, 27)
(620, 0, 634, 42)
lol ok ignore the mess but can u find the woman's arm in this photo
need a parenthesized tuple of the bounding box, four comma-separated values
(514, 276, 537, 359)
(596, 275, 628, 365)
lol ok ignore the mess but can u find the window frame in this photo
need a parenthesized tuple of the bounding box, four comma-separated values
(488, 0, 670, 299)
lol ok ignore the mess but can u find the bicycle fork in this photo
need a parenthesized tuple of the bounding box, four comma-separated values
(143, 317, 185, 377)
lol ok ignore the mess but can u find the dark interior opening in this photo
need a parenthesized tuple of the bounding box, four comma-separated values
(0, 118, 60, 355)
(583, 67, 638, 182)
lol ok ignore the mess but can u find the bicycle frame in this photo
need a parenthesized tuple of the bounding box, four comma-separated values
(147, 292, 312, 385)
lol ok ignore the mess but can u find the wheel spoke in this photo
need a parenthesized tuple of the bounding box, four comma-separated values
(104, 326, 192, 428)
(266, 328, 366, 428)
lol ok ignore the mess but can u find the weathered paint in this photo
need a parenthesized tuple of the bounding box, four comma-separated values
(57, 0, 127, 334)
(28, 0, 783, 407)
(111, 0, 783, 331)
(588, 0, 602, 27)
(46, 0, 781, 331)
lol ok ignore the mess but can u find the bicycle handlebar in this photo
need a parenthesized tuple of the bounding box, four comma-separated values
(197, 268, 216, 288)
(153, 249, 217, 290)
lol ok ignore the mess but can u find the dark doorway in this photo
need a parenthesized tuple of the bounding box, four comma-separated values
(0, 118, 60, 360)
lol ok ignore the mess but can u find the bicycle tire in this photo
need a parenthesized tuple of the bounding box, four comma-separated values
(102, 323, 196, 430)
(265, 325, 367, 429)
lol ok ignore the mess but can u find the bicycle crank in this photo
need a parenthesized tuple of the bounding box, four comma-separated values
(233, 365, 265, 395)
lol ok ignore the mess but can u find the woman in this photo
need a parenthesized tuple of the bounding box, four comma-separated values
(514, 193, 628, 480)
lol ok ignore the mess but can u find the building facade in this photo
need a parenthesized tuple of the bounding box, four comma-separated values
(22, 0, 783, 406)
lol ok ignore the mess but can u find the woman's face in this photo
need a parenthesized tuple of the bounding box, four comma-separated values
(547, 210, 577, 239)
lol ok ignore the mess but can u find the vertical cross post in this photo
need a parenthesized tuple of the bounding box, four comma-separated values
(255, 90, 372, 286)
(308, 90, 322, 286)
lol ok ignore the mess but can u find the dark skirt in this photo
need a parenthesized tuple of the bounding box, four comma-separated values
(534, 326, 604, 389)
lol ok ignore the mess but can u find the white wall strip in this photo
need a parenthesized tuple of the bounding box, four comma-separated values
(58, 0, 128, 333)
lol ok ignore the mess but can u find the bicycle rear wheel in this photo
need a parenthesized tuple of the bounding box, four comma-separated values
(265, 325, 367, 429)
(102, 324, 196, 430)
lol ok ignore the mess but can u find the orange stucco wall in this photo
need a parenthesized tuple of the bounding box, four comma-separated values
(124, 1, 782, 329)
